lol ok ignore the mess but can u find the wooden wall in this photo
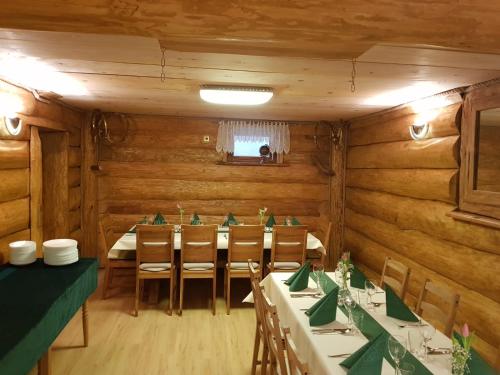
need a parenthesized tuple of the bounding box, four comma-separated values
(345, 93, 500, 364)
(0, 80, 83, 263)
(96, 115, 330, 258)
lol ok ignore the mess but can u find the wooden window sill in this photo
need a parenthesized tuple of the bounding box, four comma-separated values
(216, 161, 289, 167)
(447, 210, 500, 230)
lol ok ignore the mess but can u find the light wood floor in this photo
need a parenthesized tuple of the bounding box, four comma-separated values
(30, 270, 256, 375)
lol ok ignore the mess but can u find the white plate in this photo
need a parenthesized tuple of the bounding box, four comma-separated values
(10, 256, 36, 266)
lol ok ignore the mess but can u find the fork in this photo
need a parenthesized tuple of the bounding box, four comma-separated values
(328, 353, 352, 358)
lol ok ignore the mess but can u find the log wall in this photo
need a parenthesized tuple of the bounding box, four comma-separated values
(345, 96, 500, 364)
(97, 115, 330, 258)
(0, 80, 83, 263)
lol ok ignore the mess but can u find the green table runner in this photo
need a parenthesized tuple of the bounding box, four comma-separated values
(0, 258, 98, 375)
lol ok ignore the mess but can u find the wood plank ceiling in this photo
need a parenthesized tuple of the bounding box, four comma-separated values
(0, 1, 499, 120)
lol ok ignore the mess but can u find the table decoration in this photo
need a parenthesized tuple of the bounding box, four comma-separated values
(265, 213, 276, 227)
(305, 286, 339, 326)
(337, 252, 354, 305)
(340, 331, 387, 374)
(177, 202, 185, 224)
(152, 212, 166, 225)
(284, 261, 311, 291)
(385, 285, 419, 322)
(452, 324, 472, 375)
(191, 213, 202, 225)
(258, 207, 267, 225)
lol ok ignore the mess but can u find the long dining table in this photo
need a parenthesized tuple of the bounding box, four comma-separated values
(109, 229, 326, 259)
(249, 271, 496, 375)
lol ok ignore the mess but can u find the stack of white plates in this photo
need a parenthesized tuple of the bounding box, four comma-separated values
(43, 239, 79, 266)
(9, 240, 36, 265)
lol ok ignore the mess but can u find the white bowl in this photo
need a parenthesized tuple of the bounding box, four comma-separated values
(9, 240, 36, 265)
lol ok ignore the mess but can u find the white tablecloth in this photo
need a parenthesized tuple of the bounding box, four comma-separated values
(110, 232, 325, 259)
(254, 272, 453, 375)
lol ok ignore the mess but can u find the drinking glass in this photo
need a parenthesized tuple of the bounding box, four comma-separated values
(419, 325, 436, 361)
(399, 363, 415, 375)
(344, 294, 357, 328)
(365, 280, 376, 310)
(407, 330, 424, 360)
(313, 264, 325, 295)
(388, 335, 407, 375)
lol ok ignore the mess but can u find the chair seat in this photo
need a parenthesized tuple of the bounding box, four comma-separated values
(183, 262, 215, 270)
(269, 261, 301, 270)
(139, 262, 172, 272)
(228, 261, 259, 270)
(108, 248, 135, 260)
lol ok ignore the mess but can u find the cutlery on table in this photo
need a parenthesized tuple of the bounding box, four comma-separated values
(312, 328, 352, 334)
(371, 302, 385, 307)
(290, 293, 321, 298)
(328, 353, 352, 358)
(427, 347, 452, 355)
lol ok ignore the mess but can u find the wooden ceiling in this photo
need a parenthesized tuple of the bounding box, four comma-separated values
(0, 1, 500, 120)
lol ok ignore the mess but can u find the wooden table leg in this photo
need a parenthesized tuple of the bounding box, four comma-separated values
(38, 348, 52, 375)
(82, 301, 89, 347)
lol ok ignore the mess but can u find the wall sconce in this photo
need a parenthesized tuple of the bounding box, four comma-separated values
(4, 116, 23, 136)
(409, 121, 429, 140)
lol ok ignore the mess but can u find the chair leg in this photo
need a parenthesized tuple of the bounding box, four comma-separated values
(261, 341, 269, 375)
(226, 273, 231, 315)
(134, 276, 140, 317)
(178, 275, 184, 316)
(251, 325, 260, 375)
(212, 273, 216, 316)
(102, 264, 111, 299)
(167, 273, 174, 316)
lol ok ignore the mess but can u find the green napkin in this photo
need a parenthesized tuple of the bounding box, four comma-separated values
(305, 286, 339, 326)
(284, 262, 310, 291)
(153, 213, 166, 225)
(453, 332, 498, 375)
(350, 266, 367, 289)
(128, 216, 148, 233)
(265, 214, 276, 227)
(222, 213, 239, 227)
(191, 213, 202, 225)
(291, 217, 301, 225)
(340, 331, 387, 374)
(385, 285, 419, 322)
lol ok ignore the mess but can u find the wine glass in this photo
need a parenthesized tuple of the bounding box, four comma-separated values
(419, 325, 436, 361)
(313, 264, 325, 295)
(388, 335, 407, 375)
(399, 363, 415, 375)
(365, 280, 376, 310)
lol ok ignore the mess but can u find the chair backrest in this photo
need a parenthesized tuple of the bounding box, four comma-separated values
(100, 214, 116, 251)
(283, 327, 309, 375)
(180, 224, 218, 263)
(228, 225, 264, 264)
(271, 225, 308, 264)
(415, 279, 460, 337)
(136, 224, 175, 265)
(249, 261, 264, 325)
(380, 256, 410, 300)
(261, 289, 288, 375)
(323, 222, 332, 253)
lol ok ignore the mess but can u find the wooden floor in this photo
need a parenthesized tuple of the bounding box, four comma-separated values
(30, 270, 256, 375)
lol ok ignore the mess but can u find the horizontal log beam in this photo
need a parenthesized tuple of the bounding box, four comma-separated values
(346, 168, 458, 203)
(0, 198, 29, 238)
(0, 140, 29, 169)
(345, 187, 500, 255)
(0, 169, 29, 202)
(0, 228, 31, 264)
(347, 136, 459, 169)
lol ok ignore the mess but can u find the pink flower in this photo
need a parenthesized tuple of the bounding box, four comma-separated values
(341, 252, 349, 261)
(176, 202, 182, 209)
(462, 323, 469, 337)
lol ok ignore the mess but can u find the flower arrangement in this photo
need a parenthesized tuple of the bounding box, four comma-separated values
(452, 324, 473, 375)
(177, 202, 185, 224)
(258, 207, 267, 225)
(337, 252, 354, 288)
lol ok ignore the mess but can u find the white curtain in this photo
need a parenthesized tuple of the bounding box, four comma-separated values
(216, 120, 290, 154)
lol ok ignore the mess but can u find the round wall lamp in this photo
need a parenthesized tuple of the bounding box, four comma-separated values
(409, 122, 429, 140)
(4, 116, 23, 136)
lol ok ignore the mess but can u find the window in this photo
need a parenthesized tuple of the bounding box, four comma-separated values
(233, 137, 269, 157)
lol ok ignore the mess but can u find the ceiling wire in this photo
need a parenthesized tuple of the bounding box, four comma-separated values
(350, 58, 357, 93)
(160, 46, 167, 82)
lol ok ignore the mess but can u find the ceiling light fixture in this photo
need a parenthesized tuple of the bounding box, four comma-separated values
(200, 85, 273, 106)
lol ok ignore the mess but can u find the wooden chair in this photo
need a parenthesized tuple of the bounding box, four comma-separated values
(249, 260, 269, 375)
(415, 279, 460, 337)
(225, 225, 265, 314)
(179, 224, 218, 315)
(268, 225, 308, 273)
(283, 327, 309, 375)
(379, 256, 410, 300)
(261, 289, 288, 375)
(101, 214, 135, 299)
(134, 224, 176, 316)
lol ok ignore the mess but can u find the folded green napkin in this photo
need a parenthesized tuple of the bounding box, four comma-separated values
(340, 331, 387, 374)
(453, 332, 498, 375)
(153, 213, 166, 225)
(191, 213, 202, 225)
(291, 217, 301, 225)
(128, 216, 149, 233)
(265, 214, 276, 227)
(222, 213, 239, 227)
(350, 266, 367, 289)
(284, 262, 310, 291)
(305, 286, 339, 326)
(385, 285, 419, 322)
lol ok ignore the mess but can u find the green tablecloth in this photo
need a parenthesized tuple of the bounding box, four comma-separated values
(0, 258, 98, 375)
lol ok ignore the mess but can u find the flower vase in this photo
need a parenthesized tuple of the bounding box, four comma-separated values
(338, 278, 350, 306)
